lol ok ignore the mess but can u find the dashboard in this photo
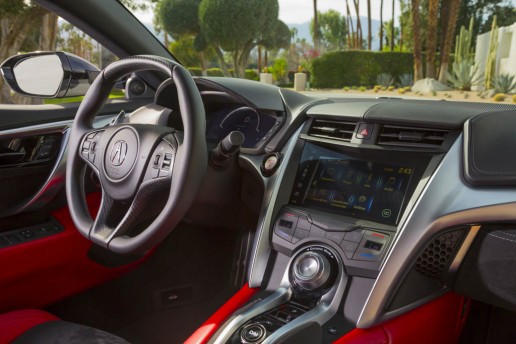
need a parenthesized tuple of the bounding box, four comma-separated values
(187, 76, 516, 343)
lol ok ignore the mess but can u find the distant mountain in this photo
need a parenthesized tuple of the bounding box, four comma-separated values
(288, 17, 383, 51)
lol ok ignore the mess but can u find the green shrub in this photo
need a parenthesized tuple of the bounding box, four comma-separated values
(513, 94, 516, 103)
(188, 67, 203, 76)
(358, 86, 367, 92)
(493, 74, 516, 94)
(271, 58, 288, 83)
(206, 68, 224, 77)
(312, 51, 413, 88)
(398, 73, 413, 87)
(245, 69, 259, 81)
(376, 73, 392, 87)
(445, 60, 482, 91)
(493, 93, 506, 102)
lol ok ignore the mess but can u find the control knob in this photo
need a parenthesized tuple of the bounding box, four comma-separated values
(291, 251, 331, 292)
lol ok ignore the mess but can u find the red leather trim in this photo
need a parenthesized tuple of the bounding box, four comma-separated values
(0, 193, 150, 313)
(0, 309, 58, 343)
(184, 284, 258, 344)
(333, 292, 468, 344)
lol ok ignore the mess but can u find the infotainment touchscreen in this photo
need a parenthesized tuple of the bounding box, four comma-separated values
(289, 143, 415, 225)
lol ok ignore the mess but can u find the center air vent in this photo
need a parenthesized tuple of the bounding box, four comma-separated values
(378, 125, 450, 148)
(308, 119, 357, 142)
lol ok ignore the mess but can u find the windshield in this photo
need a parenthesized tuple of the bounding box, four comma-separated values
(123, 0, 515, 104)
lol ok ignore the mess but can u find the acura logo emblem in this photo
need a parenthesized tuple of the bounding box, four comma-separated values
(110, 140, 128, 166)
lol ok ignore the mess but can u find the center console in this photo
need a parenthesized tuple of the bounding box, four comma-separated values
(211, 119, 443, 344)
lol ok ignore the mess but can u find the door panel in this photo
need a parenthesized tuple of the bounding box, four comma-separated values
(0, 193, 150, 313)
(0, 98, 154, 311)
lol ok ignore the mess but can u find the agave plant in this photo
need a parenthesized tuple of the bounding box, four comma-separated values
(376, 73, 392, 87)
(398, 73, 414, 87)
(445, 60, 482, 91)
(493, 74, 516, 94)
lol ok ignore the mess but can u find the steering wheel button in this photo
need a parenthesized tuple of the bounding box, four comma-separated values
(82, 141, 91, 149)
(90, 141, 97, 152)
(153, 154, 160, 166)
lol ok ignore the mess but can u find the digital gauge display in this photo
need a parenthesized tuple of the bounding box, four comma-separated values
(206, 106, 278, 148)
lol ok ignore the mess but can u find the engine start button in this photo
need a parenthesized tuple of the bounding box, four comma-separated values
(240, 323, 266, 343)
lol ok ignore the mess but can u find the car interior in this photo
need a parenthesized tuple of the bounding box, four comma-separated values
(1, 1, 516, 343)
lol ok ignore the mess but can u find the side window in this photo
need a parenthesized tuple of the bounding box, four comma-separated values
(0, 2, 117, 105)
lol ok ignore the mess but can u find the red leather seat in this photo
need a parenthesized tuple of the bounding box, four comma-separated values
(0, 310, 58, 343)
(0, 309, 128, 343)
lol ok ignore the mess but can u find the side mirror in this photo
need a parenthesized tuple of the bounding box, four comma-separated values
(0, 51, 100, 98)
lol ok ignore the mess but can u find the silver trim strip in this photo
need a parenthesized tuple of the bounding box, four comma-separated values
(243, 125, 304, 288)
(448, 225, 481, 274)
(0, 120, 72, 139)
(263, 245, 347, 344)
(357, 134, 516, 327)
(209, 244, 347, 344)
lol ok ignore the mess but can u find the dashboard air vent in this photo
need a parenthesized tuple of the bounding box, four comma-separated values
(308, 119, 357, 142)
(378, 125, 450, 148)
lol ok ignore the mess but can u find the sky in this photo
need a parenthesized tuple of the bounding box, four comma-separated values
(135, 0, 401, 26)
(278, 0, 401, 24)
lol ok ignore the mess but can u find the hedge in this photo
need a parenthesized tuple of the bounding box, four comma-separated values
(311, 51, 413, 88)
(186, 67, 259, 81)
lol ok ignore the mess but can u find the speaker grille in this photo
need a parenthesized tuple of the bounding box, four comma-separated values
(414, 229, 466, 283)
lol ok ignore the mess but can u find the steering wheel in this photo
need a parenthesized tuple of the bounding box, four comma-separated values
(66, 56, 206, 254)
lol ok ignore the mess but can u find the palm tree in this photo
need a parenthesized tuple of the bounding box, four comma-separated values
(379, 0, 384, 51)
(438, 0, 461, 82)
(367, 0, 372, 50)
(390, 0, 395, 51)
(346, 0, 356, 49)
(411, 0, 423, 80)
(426, 0, 439, 78)
(313, 0, 319, 50)
(353, 0, 362, 49)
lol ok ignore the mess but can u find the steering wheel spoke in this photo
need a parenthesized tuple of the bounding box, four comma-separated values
(90, 176, 172, 248)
